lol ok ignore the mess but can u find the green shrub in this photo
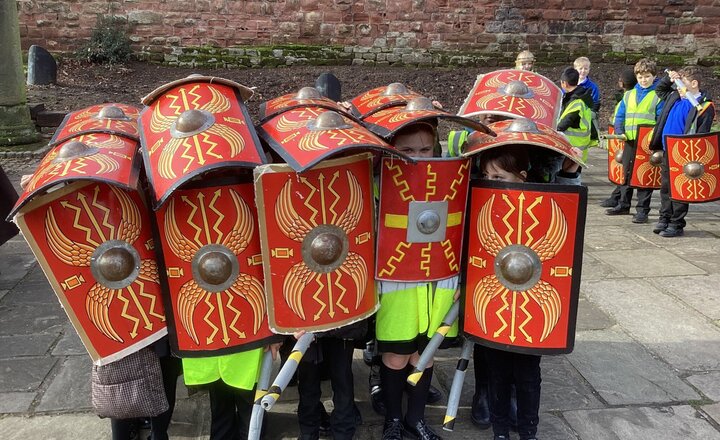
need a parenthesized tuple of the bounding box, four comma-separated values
(77, 16, 132, 64)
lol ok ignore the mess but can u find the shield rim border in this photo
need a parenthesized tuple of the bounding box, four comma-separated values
(629, 124, 661, 189)
(142, 75, 254, 105)
(147, 176, 284, 357)
(48, 104, 141, 148)
(457, 70, 563, 129)
(460, 178, 587, 355)
(461, 120, 586, 168)
(257, 107, 415, 173)
(363, 109, 494, 140)
(606, 124, 625, 185)
(258, 94, 362, 125)
(375, 156, 471, 282)
(14, 180, 168, 365)
(253, 152, 379, 334)
(138, 85, 268, 210)
(8, 137, 142, 220)
(664, 130, 720, 203)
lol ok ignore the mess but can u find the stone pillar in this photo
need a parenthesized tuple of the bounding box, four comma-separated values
(0, 0, 40, 146)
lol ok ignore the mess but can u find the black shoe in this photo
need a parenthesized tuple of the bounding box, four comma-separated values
(632, 212, 648, 224)
(660, 227, 684, 237)
(382, 418, 405, 440)
(599, 198, 617, 208)
(605, 206, 630, 216)
(470, 389, 490, 429)
(493, 435, 509, 440)
(403, 419, 442, 440)
(426, 385, 442, 404)
(371, 387, 386, 416)
(653, 221, 668, 234)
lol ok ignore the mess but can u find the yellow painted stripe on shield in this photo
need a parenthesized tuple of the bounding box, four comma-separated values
(447, 212, 462, 227)
(384, 213, 408, 228)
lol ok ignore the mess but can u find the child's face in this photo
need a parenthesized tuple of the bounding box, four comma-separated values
(680, 75, 700, 94)
(482, 160, 526, 183)
(517, 60, 534, 71)
(392, 127, 436, 158)
(636, 72, 655, 89)
(574, 61, 590, 81)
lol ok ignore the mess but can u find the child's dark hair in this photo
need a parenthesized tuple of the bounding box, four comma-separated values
(679, 66, 702, 85)
(560, 67, 579, 86)
(634, 58, 657, 76)
(479, 145, 530, 181)
(620, 67, 637, 91)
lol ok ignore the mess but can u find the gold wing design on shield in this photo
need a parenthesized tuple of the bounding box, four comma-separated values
(276, 180, 315, 241)
(221, 189, 254, 255)
(473, 275, 507, 334)
(477, 194, 508, 257)
(45, 207, 94, 266)
(283, 262, 317, 320)
(529, 199, 567, 261)
(339, 252, 368, 308)
(525, 279, 562, 342)
(164, 198, 201, 262)
(177, 280, 207, 345)
(110, 187, 142, 244)
(334, 171, 363, 232)
(228, 274, 266, 334)
(86, 284, 123, 342)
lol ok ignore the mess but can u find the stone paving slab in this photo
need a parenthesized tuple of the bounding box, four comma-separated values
(0, 289, 8, 301)
(649, 274, 720, 321)
(568, 328, 699, 405)
(0, 357, 56, 392)
(583, 278, 720, 371)
(579, 253, 625, 281)
(564, 405, 720, 440)
(575, 297, 615, 331)
(37, 355, 92, 412)
(2, 265, 54, 304)
(0, 392, 35, 413)
(0, 239, 36, 290)
(51, 323, 87, 356)
(0, 414, 111, 440)
(687, 371, 720, 402)
(0, 332, 58, 357)
(589, 248, 706, 278)
(703, 402, 720, 426)
(0, 301, 66, 336)
(539, 355, 603, 411)
(583, 225, 655, 251)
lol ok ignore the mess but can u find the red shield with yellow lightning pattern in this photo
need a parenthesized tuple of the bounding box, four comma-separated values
(259, 87, 358, 122)
(463, 181, 586, 354)
(629, 125, 662, 189)
(49, 103, 140, 147)
(14, 181, 167, 365)
(376, 157, 470, 282)
(139, 79, 265, 207)
(154, 183, 277, 355)
(349, 83, 423, 119)
(12, 133, 141, 216)
(254, 154, 377, 333)
(458, 70, 563, 129)
(666, 131, 720, 203)
(606, 125, 625, 185)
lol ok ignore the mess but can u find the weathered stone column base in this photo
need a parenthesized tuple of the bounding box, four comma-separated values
(0, 104, 40, 147)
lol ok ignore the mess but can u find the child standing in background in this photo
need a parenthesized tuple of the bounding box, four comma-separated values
(573, 57, 601, 145)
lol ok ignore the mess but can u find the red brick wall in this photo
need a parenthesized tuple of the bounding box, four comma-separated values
(15, 0, 720, 62)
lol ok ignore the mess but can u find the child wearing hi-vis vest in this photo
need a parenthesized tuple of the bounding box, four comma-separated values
(557, 67, 594, 166)
(605, 58, 663, 224)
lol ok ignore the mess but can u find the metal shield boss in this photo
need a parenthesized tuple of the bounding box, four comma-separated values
(155, 183, 276, 355)
(665, 131, 720, 203)
(349, 83, 423, 119)
(629, 125, 661, 189)
(463, 181, 587, 354)
(606, 125, 625, 185)
(13, 180, 167, 365)
(254, 154, 377, 333)
(376, 157, 470, 282)
(259, 87, 358, 122)
(49, 103, 141, 147)
(457, 69, 563, 129)
(139, 76, 264, 207)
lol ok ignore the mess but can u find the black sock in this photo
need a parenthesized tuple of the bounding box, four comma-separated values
(405, 365, 433, 426)
(380, 362, 406, 421)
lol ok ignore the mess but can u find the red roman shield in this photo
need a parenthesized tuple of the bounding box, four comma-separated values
(49, 103, 140, 147)
(458, 70, 563, 129)
(607, 125, 625, 185)
(259, 87, 359, 122)
(629, 125, 662, 189)
(154, 183, 277, 355)
(254, 154, 377, 333)
(666, 131, 720, 203)
(463, 180, 587, 354)
(376, 157, 470, 282)
(350, 83, 423, 119)
(14, 181, 167, 365)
